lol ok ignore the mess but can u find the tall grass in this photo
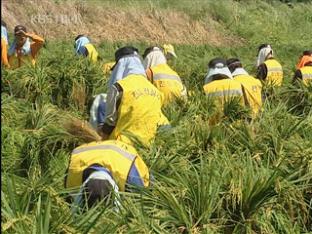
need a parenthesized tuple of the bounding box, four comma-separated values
(2, 1, 312, 233)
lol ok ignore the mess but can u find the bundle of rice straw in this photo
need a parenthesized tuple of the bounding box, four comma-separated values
(63, 116, 102, 143)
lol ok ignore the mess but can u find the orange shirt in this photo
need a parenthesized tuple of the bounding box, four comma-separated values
(1, 37, 9, 67)
(8, 33, 44, 69)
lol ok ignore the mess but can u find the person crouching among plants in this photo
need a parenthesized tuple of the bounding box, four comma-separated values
(143, 46, 187, 106)
(162, 44, 177, 61)
(256, 44, 283, 87)
(65, 140, 150, 212)
(74, 35, 99, 63)
(8, 25, 44, 69)
(203, 58, 245, 123)
(293, 50, 312, 86)
(98, 46, 169, 147)
(106, 46, 143, 88)
(227, 58, 263, 118)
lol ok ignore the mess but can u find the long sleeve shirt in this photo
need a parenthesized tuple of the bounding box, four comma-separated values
(99, 83, 123, 135)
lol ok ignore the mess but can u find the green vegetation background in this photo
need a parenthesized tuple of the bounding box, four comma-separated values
(2, 0, 312, 233)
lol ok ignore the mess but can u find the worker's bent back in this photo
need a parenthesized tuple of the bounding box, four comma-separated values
(65, 140, 149, 191)
(203, 79, 245, 107)
(110, 74, 169, 147)
(234, 74, 263, 117)
(264, 59, 283, 87)
(149, 63, 186, 105)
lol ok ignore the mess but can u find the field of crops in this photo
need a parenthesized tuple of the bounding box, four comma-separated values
(2, 0, 312, 233)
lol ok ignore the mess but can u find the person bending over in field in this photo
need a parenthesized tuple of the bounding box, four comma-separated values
(227, 58, 263, 118)
(106, 46, 144, 88)
(203, 58, 245, 123)
(1, 20, 10, 68)
(65, 139, 150, 213)
(8, 25, 44, 69)
(256, 44, 283, 87)
(293, 50, 312, 86)
(143, 46, 187, 106)
(98, 46, 169, 147)
(162, 44, 177, 61)
(74, 35, 99, 63)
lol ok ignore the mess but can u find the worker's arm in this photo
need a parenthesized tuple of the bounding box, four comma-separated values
(145, 68, 153, 82)
(256, 64, 267, 81)
(292, 69, 302, 83)
(25, 32, 44, 58)
(98, 83, 123, 140)
(1, 38, 10, 67)
(126, 163, 145, 190)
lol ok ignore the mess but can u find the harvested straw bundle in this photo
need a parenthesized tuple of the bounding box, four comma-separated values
(63, 116, 102, 143)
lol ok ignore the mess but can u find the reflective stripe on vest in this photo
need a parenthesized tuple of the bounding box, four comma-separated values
(302, 74, 312, 79)
(303, 74, 312, 79)
(267, 67, 283, 72)
(65, 140, 150, 191)
(153, 73, 182, 82)
(203, 79, 245, 108)
(207, 89, 243, 97)
(300, 66, 312, 86)
(72, 144, 136, 161)
(150, 63, 184, 105)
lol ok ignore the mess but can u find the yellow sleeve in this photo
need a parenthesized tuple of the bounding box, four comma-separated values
(1, 38, 10, 67)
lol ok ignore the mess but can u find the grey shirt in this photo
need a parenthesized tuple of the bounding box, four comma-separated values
(99, 83, 123, 135)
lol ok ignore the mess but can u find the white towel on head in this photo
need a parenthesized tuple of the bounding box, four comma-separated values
(71, 170, 121, 214)
(256, 46, 273, 67)
(232, 67, 249, 77)
(143, 47, 167, 69)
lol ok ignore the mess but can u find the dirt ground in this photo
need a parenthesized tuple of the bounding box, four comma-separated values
(2, 0, 242, 46)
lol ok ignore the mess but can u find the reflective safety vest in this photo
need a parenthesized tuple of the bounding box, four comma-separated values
(84, 43, 98, 62)
(300, 66, 312, 86)
(264, 59, 283, 86)
(150, 63, 186, 105)
(234, 74, 263, 117)
(65, 140, 149, 191)
(110, 74, 169, 147)
(203, 79, 245, 106)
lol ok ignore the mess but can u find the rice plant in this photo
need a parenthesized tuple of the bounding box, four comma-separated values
(2, 0, 312, 233)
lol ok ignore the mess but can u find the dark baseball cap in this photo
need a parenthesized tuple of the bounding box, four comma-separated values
(115, 46, 139, 62)
(14, 25, 27, 34)
(226, 58, 243, 73)
(110, 46, 139, 71)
